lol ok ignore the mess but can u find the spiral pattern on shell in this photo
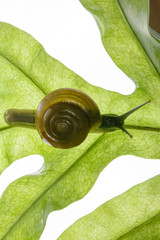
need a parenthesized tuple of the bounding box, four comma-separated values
(35, 88, 101, 149)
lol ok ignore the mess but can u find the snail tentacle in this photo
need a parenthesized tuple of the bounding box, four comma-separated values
(98, 100, 151, 137)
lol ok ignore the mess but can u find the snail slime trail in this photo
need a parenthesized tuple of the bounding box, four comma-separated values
(4, 88, 151, 149)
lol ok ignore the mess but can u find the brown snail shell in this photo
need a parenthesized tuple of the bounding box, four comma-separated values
(36, 88, 101, 148)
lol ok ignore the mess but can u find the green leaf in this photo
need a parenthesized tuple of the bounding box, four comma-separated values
(80, 0, 160, 97)
(0, 0, 160, 238)
(58, 174, 160, 240)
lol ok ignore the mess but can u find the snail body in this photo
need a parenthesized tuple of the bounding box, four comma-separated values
(4, 88, 150, 149)
(5, 88, 101, 148)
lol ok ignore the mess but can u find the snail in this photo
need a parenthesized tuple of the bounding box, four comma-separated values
(4, 88, 150, 149)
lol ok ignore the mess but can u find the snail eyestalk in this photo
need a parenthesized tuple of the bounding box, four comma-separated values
(98, 100, 151, 137)
(120, 100, 151, 121)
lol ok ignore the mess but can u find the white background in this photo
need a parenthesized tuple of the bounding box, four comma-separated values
(0, 0, 160, 239)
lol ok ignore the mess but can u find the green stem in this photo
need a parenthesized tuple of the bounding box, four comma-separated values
(95, 124, 160, 134)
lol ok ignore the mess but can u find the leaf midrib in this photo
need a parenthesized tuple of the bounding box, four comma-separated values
(0, 126, 11, 132)
(1, 124, 160, 134)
